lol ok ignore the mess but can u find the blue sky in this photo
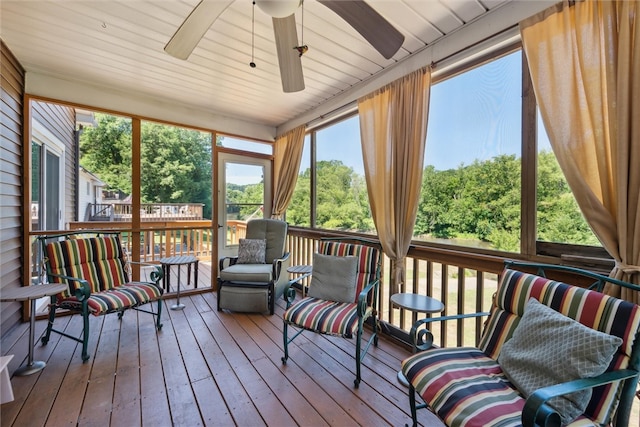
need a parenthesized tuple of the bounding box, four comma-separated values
(304, 50, 552, 175)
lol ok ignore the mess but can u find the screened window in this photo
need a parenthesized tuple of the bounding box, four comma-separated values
(413, 51, 523, 252)
(286, 134, 311, 227)
(535, 113, 599, 246)
(314, 116, 373, 233)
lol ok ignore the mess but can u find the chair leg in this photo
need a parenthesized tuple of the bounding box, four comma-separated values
(408, 384, 418, 427)
(217, 280, 223, 312)
(81, 301, 91, 363)
(354, 324, 362, 388)
(41, 299, 57, 346)
(155, 298, 163, 330)
(373, 312, 379, 346)
(269, 282, 275, 315)
(281, 321, 289, 364)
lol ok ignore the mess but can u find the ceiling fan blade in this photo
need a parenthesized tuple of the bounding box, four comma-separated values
(318, 0, 404, 59)
(272, 14, 305, 93)
(164, 0, 233, 60)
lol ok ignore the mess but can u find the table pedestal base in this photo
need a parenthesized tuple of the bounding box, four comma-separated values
(171, 303, 185, 311)
(15, 360, 46, 376)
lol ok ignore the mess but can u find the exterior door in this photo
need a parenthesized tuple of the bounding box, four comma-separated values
(31, 142, 63, 231)
(217, 152, 271, 258)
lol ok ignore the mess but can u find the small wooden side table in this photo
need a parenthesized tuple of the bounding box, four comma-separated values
(391, 293, 445, 386)
(0, 283, 67, 375)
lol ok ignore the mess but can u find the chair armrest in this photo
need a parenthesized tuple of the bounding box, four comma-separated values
(272, 252, 291, 280)
(522, 369, 639, 427)
(409, 312, 490, 352)
(283, 286, 297, 308)
(357, 278, 380, 318)
(219, 256, 238, 271)
(127, 261, 164, 286)
(46, 273, 91, 301)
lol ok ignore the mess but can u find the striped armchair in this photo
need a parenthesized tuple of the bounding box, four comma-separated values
(281, 238, 382, 388)
(401, 261, 640, 427)
(39, 232, 164, 362)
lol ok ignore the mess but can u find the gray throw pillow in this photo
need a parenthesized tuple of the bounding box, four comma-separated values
(498, 298, 622, 424)
(307, 253, 358, 303)
(237, 238, 267, 264)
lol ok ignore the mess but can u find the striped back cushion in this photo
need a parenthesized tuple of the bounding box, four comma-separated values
(45, 235, 129, 298)
(478, 268, 640, 424)
(318, 241, 379, 303)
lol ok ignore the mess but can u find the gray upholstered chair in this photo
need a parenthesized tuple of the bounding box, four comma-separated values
(217, 219, 290, 315)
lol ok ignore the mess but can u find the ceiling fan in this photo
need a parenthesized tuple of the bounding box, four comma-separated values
(164, 0, 405, 93)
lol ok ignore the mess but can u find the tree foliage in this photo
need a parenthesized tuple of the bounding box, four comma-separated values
(287, 151, 597, 252)
(79, 114, 133, 195)
(287, 160, 373, 231)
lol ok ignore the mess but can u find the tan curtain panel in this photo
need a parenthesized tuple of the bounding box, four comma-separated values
(521, 0, 640, 301)
(358, 67, 431, 294)
(271, 124, 306, 219)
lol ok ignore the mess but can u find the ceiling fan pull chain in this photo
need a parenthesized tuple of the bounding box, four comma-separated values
(294, 0, 308, 57)
(250, 1, 257, 68)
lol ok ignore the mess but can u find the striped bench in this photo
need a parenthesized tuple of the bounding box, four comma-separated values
(39, 232, 164, 362)
(402, 262, 640, 427)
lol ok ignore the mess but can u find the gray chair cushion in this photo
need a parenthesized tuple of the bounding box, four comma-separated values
(219, 263, 273, 283)
(245, 219, 287, 264)
(307, 253, 358, 303)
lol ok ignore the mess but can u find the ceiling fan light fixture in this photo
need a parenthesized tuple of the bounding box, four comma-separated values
(256, 0, 301, 18)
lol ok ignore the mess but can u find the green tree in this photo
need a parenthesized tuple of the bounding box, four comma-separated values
(537, 150, 599, 245)
(415, 155, 521, 251)
(287, 168, 311, 227)
(226, 182, 265, 219)
(80, 114, 133, 194)
(287, 160, 373, 232)
(140, 122, 213, 218)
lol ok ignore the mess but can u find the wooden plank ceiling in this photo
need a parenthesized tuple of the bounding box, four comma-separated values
(1, 0, 508, 128)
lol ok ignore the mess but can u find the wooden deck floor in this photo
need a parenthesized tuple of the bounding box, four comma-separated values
(1, 288, 443, 426)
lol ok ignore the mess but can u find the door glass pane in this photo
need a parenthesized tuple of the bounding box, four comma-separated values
(224, 162, 265, 246)
(45, 150, 60, 231)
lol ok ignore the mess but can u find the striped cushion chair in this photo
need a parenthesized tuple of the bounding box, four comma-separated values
(40, 232, 164, 362)
(281, 238, 382, 387)
(401, 262, 640, 427)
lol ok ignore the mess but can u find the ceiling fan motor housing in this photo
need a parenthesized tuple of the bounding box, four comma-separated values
(255, 0, 301, 18)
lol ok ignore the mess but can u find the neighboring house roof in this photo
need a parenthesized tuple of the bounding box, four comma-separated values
(79, 166, 106, 187)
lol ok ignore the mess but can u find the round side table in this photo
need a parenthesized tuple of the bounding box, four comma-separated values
(391, 293, 445, 387)
(159, 255, 198, 310)
(0, 283, 68, 375)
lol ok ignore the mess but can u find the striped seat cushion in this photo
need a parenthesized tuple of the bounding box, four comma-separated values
(402, 347, 597, 427)
(283, 296, 372, 338)
(58, 282, 163, 316)
(45, 235, 129, 298)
